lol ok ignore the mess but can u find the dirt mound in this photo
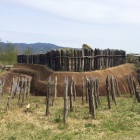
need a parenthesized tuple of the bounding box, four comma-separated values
(1, 63, 135, 96)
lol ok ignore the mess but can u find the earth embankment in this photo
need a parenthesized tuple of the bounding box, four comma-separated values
(5, 63, 138, 96)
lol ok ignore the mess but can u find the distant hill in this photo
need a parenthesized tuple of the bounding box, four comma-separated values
(0, 42, 64, 54)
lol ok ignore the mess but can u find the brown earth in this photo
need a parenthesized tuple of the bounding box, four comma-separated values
(1, 63, 139, 96)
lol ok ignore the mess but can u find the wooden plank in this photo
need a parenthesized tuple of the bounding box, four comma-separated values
(106, 76, 111, 109)
(64, 77, 68, 124)
(46, 76, 51, 116)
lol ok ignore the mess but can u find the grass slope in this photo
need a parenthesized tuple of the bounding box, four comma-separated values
(0, 94, 140, 140)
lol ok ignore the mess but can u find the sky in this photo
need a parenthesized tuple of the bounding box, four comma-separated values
(0, 0, 140, 53)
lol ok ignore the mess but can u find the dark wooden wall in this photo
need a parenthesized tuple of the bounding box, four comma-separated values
(17, 48, 126, 71)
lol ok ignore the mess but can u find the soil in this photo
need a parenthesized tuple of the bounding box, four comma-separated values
(1, 63, 139, 96)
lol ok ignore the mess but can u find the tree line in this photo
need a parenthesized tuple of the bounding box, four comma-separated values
(0, 42, 32, 65)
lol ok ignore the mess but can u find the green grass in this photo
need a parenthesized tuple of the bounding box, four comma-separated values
(0, 94, 140, 140)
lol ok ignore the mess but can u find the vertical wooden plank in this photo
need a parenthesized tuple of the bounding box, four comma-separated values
(6, 95, 11, 111)
(71, 49, 74, 71)
(73, 77, 76, 101)
(93, 78, 98, 109)
(106, 76, 111, 109)
(86, 76, 89, 103)
(96, 77, 100, 105)
(114, 77, 120, 96)
(52, 76, 57, 106)
(110, 76, 117, 105)
(70, 77, 73, 112)
(74, 49, 76, 71)
(46, 76, 51, 116)
(82, 77, 84, 104)
(90, 78, 96, 119)
(64, 77, 68, 124)
(0, 79, 3, 109)
(68, 49, 71, 71)
(81, 48, 84, 71)
(21, 78, 25, 107)
(18, 78, 22, 106)
(94, 49, 97, 70)
(88, 79, 91, 113)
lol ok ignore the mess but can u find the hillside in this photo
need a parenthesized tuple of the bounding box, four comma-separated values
(0, 42, 64, 53)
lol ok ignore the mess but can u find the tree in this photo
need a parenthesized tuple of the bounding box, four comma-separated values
(4, 43, 17, 65)
(24, 47, 32, 54)
(82, 44, 93, 50)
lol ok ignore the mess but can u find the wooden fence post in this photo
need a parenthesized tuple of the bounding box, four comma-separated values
(82, 77, 84, 104)
(127, 75, 133, 97)
(90, 78, 96, 119)
(132, 76, 140, 102)
(64, 77, 68, 124)
(130, 75, 135, 95)
(6, 95, 11, 111)
(52, 76, 57, 106)
(88, 79, 92, 114)
(93, 78, 98, 109)
(18, 78, 23, 106)
(46, 76, 51, 116)
(106, 76, 111, 109)
(21, 78, 25, 107)
(12, 77, 19, 99)
(70, 77, 73, 112)
(96, 77, 100, 105)
(86, 76, 89, 103)
(27, 78, 31, 97)
(110, 76, 117, 105)
(0, 79, 3, 109)
(114, 77, 120, 96)
(73, 77, 76, 101)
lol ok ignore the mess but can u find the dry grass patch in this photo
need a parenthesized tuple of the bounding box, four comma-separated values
(0, 94, 140, 140)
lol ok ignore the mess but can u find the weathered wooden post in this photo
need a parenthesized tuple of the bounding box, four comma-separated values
(73, 77, 76, 101)
(0, 79, 3, 96)
(0, 79, 3, 109)
(6, 95, 11, 111)
(18, 78, 23, 105)
(114, 77, 120, 96)
(27, 78, 31, 97)
(21, 78, 25, 107)
(12, 77, 19, 99)
(10, 77, 14, 97)
(130, 75, 135, 95)
(90, 78, 96, 119)
(106, 76, 111, 109)
(96, 77, 100, 105)
(70, 77, 73, 112)
(88, 79, 92, 114)
(93, 78, 98, 109)
(132, 76, 140, 102)
(110, 76, 117, 105)
(52, 76, 57, 106)
(24, 78, 28, 100)
(2, 77, 5, 93)
(86, 76, 89, 103)
(81, 49, 84, 71)
(46, 76, 51, 116)
(64, 77, 68, 124)
(82, 77, 84, 104)
(127, 75, 133, 97)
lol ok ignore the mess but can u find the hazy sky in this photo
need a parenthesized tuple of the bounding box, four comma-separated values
(0, 0, 140, 53)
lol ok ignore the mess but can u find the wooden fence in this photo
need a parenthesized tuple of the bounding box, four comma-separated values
(17, 48, 126, 71)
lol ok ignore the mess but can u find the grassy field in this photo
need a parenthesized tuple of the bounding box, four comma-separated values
(0, 94, 140, 140)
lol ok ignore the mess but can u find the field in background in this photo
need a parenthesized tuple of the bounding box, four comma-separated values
(0, 95, 140, 140)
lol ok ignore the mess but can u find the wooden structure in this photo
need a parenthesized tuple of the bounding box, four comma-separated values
(17, 48, 126, 71)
